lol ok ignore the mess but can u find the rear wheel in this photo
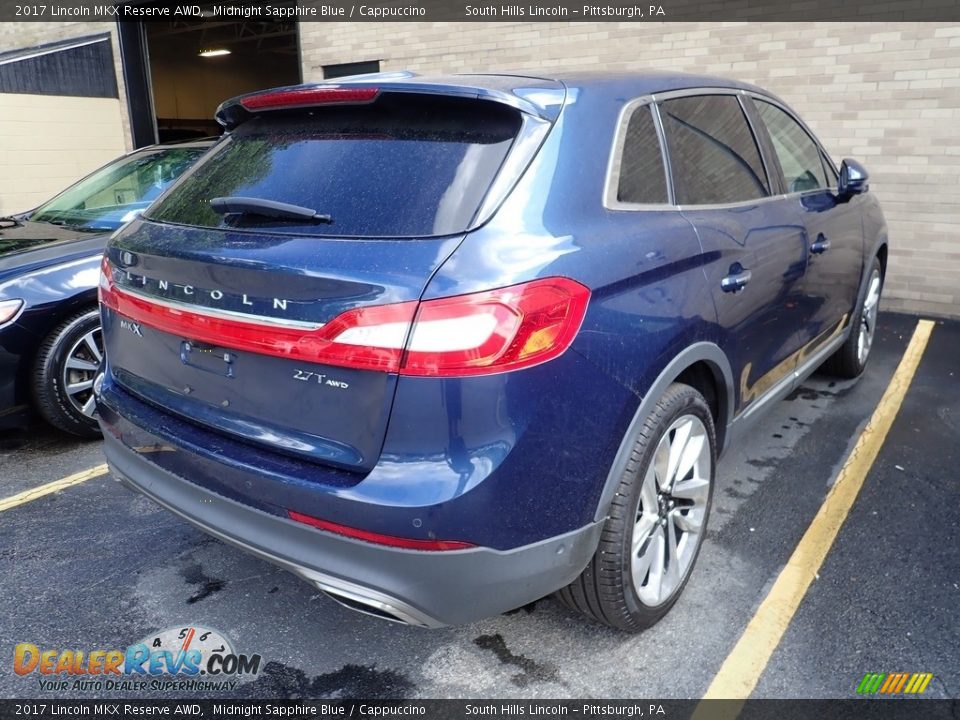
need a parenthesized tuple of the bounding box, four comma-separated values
(823, 256, 883, 379)
(32, 308, 103, 439)
(557, 383, 715, 632)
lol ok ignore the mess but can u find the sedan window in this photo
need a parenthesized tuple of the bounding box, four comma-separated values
(30, 147, 206, 232)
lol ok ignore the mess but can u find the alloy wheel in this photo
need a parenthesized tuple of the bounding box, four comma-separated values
(62, 326, 103, 418)
(631, 414, 711, 607)
(857, 269, 882, 365)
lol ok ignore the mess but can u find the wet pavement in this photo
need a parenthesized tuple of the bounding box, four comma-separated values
(0, 312, 956, 700)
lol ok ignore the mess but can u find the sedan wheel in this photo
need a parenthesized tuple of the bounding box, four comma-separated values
(32, 308, 104, 438)
(62, 327, 103, 418)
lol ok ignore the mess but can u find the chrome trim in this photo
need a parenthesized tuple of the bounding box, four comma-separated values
(602, 85, 842, 213)
(310, 578, 438, 628)
(602, 95, 678, 212)
(736, 322, 849, 425)
(114, 284, 324, 331)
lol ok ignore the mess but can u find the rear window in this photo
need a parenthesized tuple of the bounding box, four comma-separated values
(147, 95, 521, 238)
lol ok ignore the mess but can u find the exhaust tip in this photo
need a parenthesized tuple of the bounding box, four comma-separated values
(321, 590, 413, 626)
(310, 581, 436, 628)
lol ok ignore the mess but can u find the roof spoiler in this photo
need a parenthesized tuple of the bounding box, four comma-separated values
(216, 76, 564, 130)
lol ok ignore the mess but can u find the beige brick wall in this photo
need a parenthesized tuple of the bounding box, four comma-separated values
(300, 22, 960, 318)
(0, 93, 127, 214)
(0, 22, 131, 145)
(0, 22, 131, 213)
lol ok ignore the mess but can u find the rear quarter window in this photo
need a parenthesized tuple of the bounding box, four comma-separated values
(615, 105, 669, 205)
(147, 95, 522, 238)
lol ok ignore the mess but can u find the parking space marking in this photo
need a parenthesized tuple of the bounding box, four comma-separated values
(695, 318, 935, 712)
(0, 464, 108, 512)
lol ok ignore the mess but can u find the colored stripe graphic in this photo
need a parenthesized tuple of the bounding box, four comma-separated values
(857, 672, 933, 694)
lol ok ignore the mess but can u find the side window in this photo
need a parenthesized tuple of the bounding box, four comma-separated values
(616, 105, 669, 205)
(820, 150, 839, 185)
(755, 100, 829, 193)
(659, 95, 769, 205)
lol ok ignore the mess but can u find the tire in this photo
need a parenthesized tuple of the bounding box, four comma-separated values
(557, 382, 716, 632)
(32, 307, 103, 439)
(822, 256, 883, 379)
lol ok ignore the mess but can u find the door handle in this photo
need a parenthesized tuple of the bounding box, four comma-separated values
(810, 236, 831, 254)
(721, 269, 752, 293)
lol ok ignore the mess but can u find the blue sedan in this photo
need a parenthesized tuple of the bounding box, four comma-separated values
(0, 139, 212, 436)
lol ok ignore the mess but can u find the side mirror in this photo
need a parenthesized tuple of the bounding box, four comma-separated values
(838, 158, 869, 197)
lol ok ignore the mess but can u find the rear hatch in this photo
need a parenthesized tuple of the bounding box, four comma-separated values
(100, 82, 558, 472)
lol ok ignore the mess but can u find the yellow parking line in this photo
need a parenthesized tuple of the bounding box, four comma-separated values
(0, 464, 109, 512)
(694, 319, 935, 717)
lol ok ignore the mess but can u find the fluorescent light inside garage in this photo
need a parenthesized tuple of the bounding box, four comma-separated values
(199, 48, 231, 58)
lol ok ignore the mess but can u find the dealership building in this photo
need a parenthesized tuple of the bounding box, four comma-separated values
(0, 18, 957, 318)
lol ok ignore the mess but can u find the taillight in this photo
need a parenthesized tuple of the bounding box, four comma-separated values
(403, 278, 590, 376)
(100, 263, 415, 372)
(288, 510, 475, 551)
(240, 87, 379, 111)
(101, 259, 589, 377)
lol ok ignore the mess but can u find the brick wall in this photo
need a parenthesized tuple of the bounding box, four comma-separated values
(0, 22, 131, 145)
(300, 22, 960, 318)
(0, 93, 127, 214)
(0, 22, 131, 213)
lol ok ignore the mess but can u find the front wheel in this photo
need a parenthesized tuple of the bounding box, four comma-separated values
(556, 382, 716, 632)
(823, 256, 883, 379)
(32, 308, 103, 439)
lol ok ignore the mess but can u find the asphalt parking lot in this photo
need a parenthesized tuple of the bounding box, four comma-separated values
(0, 312, 956, 701)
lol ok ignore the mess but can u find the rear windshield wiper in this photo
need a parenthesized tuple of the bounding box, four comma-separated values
(210, 197, 332, 224)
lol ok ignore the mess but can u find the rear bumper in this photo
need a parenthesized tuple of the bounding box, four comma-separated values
(102, 432, 603, 627)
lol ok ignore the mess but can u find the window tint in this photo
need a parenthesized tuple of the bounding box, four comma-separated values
(820, 150, 839, 184)
(147, 95, 520, 238)
(616, 105, 668, 205)
(659, 95, 769, 205)
(756, 100, 829, 193)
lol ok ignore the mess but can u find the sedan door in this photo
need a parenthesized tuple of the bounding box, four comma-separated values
(749, 98, 864, 355)
(658, 93, 810, 418)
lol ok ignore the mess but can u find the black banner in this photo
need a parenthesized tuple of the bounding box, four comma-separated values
(0, 700, 958, 720)
(2, 0, 960, 22)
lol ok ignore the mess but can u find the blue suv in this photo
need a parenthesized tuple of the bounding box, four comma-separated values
(96, 72, 887, 631)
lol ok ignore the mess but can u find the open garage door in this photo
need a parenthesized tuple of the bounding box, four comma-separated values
(147, 18, 301, 142)
(140, 17, 301, 144)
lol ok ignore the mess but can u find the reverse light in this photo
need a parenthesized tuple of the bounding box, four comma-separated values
(100, 258, 590, 377)
(288, 510, 475, 551)
(403, 278, 591, 376)
(240, 87, 379, 111)
(0, 298, 24, 327)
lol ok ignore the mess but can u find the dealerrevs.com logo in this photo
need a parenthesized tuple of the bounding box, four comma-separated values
(14, 625, 262, 693)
